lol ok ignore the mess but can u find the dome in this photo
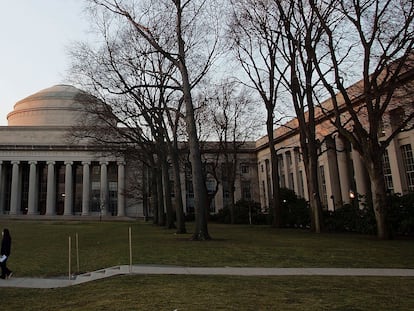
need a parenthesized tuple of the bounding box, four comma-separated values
(7, 84, 100, 126)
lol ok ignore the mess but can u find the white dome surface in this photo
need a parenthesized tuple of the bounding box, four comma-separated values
(7, 85, 95, 126)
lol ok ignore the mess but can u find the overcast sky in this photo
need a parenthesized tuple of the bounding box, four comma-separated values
(0, 0, 88, 125)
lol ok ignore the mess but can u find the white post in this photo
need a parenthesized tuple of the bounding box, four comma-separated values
(129, 227, 132, 273)
(68, 236, 71, 280)
(76, 233, 79, 273)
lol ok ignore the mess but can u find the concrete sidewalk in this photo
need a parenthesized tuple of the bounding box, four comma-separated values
(1, 265, 414, 289)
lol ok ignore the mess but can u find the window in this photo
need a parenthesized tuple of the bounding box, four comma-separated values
(206, 178, 216, 194)
(91, 165, 100, 181)
(242, 181, 251, 200)
(74, 165, 83, 214)
(401, 144, 414, 191)
(109, 181, 118, 216)
(109, 181, 117, 191)
(382, 150, 394, 191)
(186, 179, 194, 198)
(241, 164, 249, 174)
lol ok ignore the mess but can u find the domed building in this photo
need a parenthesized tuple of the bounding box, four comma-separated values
(0, 85, 128, 217)
(8, 84, 93, 126)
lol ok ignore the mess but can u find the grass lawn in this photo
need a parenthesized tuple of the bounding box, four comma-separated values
(0, 220, 413, 310)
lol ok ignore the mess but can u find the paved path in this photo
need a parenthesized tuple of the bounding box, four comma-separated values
(0, 265, 413, 289)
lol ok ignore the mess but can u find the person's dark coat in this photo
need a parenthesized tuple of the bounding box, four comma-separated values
(1, 229, 11, 257)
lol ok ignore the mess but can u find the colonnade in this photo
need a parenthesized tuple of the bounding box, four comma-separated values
(0, 159, 126, 217)
(258, 135, 365, 211)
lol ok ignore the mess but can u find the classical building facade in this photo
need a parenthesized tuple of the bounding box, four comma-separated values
(0, 85, 127, 217)
(256, 74, 414, 211)
(0, 79, 412, 218)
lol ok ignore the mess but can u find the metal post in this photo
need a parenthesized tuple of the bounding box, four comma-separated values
(76, 233, 79, 273)
(68, 236, 71, 280)
(129, 227, 132, 273)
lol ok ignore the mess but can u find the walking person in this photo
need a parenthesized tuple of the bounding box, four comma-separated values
(1, 228, 12, 279)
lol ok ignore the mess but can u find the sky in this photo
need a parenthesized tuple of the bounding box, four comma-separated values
(0, 0, 89, 125)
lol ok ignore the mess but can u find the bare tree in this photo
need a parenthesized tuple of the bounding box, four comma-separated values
(164, 98, 187, 233)
(309, 0, 414, 238)
(200, 80, 259, 223)
(85, 0, 223, 240)
(274, 0, 340, 232)
(228, 0, 286, 227)
(68, 12, 186, 228)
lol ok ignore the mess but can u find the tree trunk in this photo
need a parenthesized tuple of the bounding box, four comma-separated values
(228, 161, 236, 224)
(182, 75, 210, 240)
(267, 118, 282, 228)
(306, 155, 323, 233)
(151, 166, 159, 225)
(161, 157, 176, 229)
(371, 178, 388, 239)
(176, 2, 210, 240)
(171, 148, 186, 234)
(229, 183, 236, 224)
(156, 165, 165, 226)
(365, 157, 389, 239)
(142, 163, 149, 221)
(301, 136, 323, 233)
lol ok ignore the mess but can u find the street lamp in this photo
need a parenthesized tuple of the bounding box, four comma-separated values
(349, 190, 357, 209)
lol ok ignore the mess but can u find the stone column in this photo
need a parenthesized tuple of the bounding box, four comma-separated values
(46, 161, 56, 216)
(282, 152, 289, 188)
(292, 149, 299, 194)
(351, 149, 369, 206)
(100, 161, 109, 216)
(336, 136, 351, 205)
(82, 161, 90, 216)
(64, 161, 73, 216)
(326, 137, 342, 211)
(10, 161, 20, 215)
(27, 161, 38, 215)
(117, 161, 126, 217)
